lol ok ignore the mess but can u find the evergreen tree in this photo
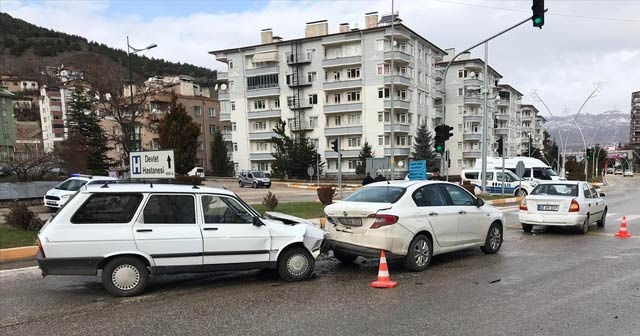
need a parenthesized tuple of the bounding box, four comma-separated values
(412, 125, 439, 172)
(158, 96, 201, 175)
(356, 142, 373, 175)
(210, 126, 232, 175)
(270, 119, 318, 178)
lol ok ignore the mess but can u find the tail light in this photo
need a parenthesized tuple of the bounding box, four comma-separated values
(519, 199, 527, 211)
(369, 214, 399, 229)
(569, 199, 580, 212)
(37, 238, 45, 257)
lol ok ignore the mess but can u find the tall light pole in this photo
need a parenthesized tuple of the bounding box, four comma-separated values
(532, 91, 565, 175)
(127, 36, 157, 153)
(571, 84, 602, 179)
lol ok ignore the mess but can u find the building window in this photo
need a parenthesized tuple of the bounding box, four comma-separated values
(348, 160, 358, 170)
(308, 94, 318, 105)
(346, 68, 360, 79)
(378, 112, 383, 122)
(458, 69, 468, 78)
(458, 142, 463, 150)
(334, 116, 341, 126)
(254, 100, 266, 110)
(233, 143, 238, 151)
(210, 125, 216, 134)
(228, 60, 234, 69)
(347, 137, 361, 147)
(229, 81, 235, 91)
(273, 99, 280, 108)
(378, 87, 390, 99)
(208, 107, 216, 117)
(346, 91, 360, 102)
(198, 142, 204, 151)
(306, 48, 316, 60)
(333, 94, 341, 104)
(333, 71, 341, 81)
(231, 101, 236, 111)
(376, 39, 384, 51)
(396, 90, 407, 100)
(307, 71, 317, 82)
(378, 136, 383, 145)
(458, 88, 463, 96)
(232, 122, 237, 131)
(309, 117, 318, 128)
(377, 64, 390, 75)
(246, 74, 279, 90)
(194, 106, 202, 116)
(253, 121, 267, 131)
(347, 114, 360, 125)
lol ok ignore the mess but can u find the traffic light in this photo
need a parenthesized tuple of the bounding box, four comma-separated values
(434, 125, 445, 154)
(531, 0, 545, 29)
(496, 137, 504, 157)
(448, 159, 451, 169)
(443, 125, 454, 141)
(586, 148, 592, 160)
(331, 138, 339, 152)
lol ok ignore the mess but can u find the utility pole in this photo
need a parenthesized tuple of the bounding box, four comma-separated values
(389, 0, 396, 180)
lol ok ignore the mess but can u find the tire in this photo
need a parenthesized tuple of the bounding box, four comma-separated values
(239, 181, 243, 188)
(578, 216, 589, 234)
(402, 234, 433, 272)
(521, 223, 533, 233)
(252, 182, 257, 189)
(481, 223, 503, 254)
(333, 250, 358, 264)
(597, 208, 607, 228)
(516, 188, 528, 197)
(277, 247, 315, 281)
(101, 256, 148, 297)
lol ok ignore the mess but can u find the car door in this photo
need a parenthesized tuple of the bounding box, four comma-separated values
(588, 185, 605, 219)
(200, 194, 270, 265)
(412, 184, 458, 247)
(133, 194, 203, 266)
(441, 184, 487, 244)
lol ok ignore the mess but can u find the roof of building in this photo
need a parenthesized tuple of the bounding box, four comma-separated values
(16, 121, 42, 140)
(209, 23, 448, 58)
(498, 84, 524, 97)
(0, 87, 16, 98)
(435, 58, 503, 79)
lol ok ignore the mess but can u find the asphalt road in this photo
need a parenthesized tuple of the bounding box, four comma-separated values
(2, 175, 640, 335)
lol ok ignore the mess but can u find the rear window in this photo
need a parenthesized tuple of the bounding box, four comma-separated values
(71, 193, 143, 224)
(531, 184, 578, 197)
(343, 186, 406, 203)
(142, 194, 196, 224)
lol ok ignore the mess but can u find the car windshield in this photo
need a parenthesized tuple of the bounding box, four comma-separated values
(544, 167, 558, 177)
(343, 186, 405, 203)
(531, 183, 578, 197)
(55, 179, 87, 191)
(252, 172, 266, 178)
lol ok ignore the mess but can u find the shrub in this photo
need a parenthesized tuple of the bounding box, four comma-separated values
(6, 203, 43, 231)
(317, 186, 335, 205)
(262, 191, 279, 211)
(175, 175, 203, 185)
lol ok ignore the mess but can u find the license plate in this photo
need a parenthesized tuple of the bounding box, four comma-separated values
(537, 204, 558, 211)
(46, 201, 57, 206)
(338, 217, 362, 226)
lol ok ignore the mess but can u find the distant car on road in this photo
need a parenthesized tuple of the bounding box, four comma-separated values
(623, 170, 634, 177)
(324, 180, 504, 272)
(519, 181, 607, 234)
(606, 168, 615, 174)
(238, 170, 271, 188)
(187, 166, 205, 178)
(43, 174, 116, 211)
(614, 169, 623, 175)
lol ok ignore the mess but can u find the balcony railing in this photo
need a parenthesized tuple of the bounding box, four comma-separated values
(323, 102, 362, 114)
(323, 79, 362, 91)
(463, 150, 481, 158)
(463, 114, 482, 123)
(219, 113, 231, 121)
(384, 99, 410, 110)
(322, 56, 362, 68)
(384, 123, 410, 133)
(324, 126, 363, 136)
(383, 147, 411, 156)
(246, 86, 280, 98)
(248, 131, 279, 140)
(463, 133, 482, 141)
(286, 53, 312, 65)
(245, 66, 279, 76)
(383, 50, 412, 63)
(249, 153, 275, 161)
(464, 95, 482, 105)
(325, 149, 359, 159)
(247, 109, 281, 119)
(384, 75, 412, 87)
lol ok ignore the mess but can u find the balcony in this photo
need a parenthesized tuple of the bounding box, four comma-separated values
(247, 109, 281, 120)
(324, 126, 363, 136)
(218, 91, 229, 100)
(521, 114, 534, 120)
(384, 28, 411, 41)
(383, 50, 412, 64)
(434, 107, 443, 119)
(464, 78, 483, 87)
(323, 102, 362, 114)
(289, 121, 314, 132)
(384, 123, 411, 133)
(217, 72, 228, 80)
(249, 131, 279, 140)
(463, 133, 482, 141)
(434, 69, 444, 81)
(287, 98, 313, 110)
(384, 75, 412, 87)
(463, 114, 482, 123)
(464, 95, 482, 106)
(220, 113, 231, 121)
(384, 147, 411, 156)
(250, 153, 275, 161)
(323, 79, 362, 91)
(322, 56, 362, 68)
(325, 149, 359, 159)
(245, 66, 279, 76)
(286, 53, 312, 65)
(222, 132, 232, 141)
(495, 113, 509, 121)
(497, 98, 510, 106)
(463, 150, 482, 158)
(287, 80, 312, 88)
(384, 99, 410, 110)
(246, 86, 280, 98)
(494, 128, 509, 136)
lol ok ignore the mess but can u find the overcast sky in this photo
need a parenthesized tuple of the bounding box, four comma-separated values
(2, 0, 639, 117)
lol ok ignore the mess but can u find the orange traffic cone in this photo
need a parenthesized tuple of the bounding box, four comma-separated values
(370, 250, 398, 288)
(615, 216, 632, 238)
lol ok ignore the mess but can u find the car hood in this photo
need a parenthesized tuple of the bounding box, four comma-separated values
(262, 213, 325, 251)
(46, 189, 75, 197)
(255, 178, 271, 182)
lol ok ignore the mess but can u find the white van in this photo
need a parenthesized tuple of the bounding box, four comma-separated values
(461, 169, 537, 196)
(475, 157, 564, 182)
(187, 167, 205, 178)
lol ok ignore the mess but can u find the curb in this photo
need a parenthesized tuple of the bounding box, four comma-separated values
(271, 182, 360, 192)
(485, 196, 523, 206)
(0, 246, 37, 261)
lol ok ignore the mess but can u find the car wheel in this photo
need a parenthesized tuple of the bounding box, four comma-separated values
(101, 256, 148, 297)
(402, 234, 432, 272)
(252, 182, 257, 189)
(516, 188, 528, 197)
(578, 216, 589, 234)
(597, 208, 607, 228)
(239, 181, 243, 187)
(277, 246, 315, 281)
(481, 223, 503, 254)
(333, 250, 358, 263)
(521, 223, 533, 232)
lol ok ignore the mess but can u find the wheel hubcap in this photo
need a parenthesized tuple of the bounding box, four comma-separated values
(287, 254, 309, 276)
(489, 227, 502, 250)
(111, 264, 140, 291)
(413, 239, 430, 267)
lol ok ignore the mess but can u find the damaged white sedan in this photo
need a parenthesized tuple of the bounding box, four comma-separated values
(36, 183, 325, 297)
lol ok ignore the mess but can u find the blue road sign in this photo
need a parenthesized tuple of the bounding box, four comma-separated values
(408, 160, 427, 180)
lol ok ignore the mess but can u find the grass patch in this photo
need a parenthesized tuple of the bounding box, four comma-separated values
(0, 224, 38, 249)
(251, 202, 326, 219)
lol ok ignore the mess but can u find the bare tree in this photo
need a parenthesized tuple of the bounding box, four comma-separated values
(8, 151, 56, 182)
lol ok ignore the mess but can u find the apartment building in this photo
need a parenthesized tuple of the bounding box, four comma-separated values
(495, 84, 524, 156)
(0, 75, 39, 93)
(210, 12, 447, 176)
(38, 85, 71, 152)
(520, 104, 545, 155)
(0, 86, 17, 161)
(631, 91, 640, 153)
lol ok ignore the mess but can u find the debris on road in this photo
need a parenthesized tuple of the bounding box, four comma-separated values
(489, 279, 501, 284)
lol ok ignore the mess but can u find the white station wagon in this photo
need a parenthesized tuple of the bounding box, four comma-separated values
(37, 183, 325, 297)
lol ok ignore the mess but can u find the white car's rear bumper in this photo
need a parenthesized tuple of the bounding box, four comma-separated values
(325, 225, 412, 256)
(519, 211, 586, 226)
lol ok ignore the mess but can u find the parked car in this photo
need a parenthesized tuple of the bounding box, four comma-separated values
(238, 170, 271, 188)
(461, 169, 537, 196)
(623, 170, 634, 177)
(36, 183, 324, 297)
(614, 169, 623, 175)
(518, 181, 607, 234)
(324, 180, 505, 272)
(43, 174, 117, 211)
(187, 166, 205, 178)
(606, 168, 615, 174)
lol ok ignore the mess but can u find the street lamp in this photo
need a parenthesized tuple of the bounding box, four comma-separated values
(127, 36, 157, 153)
(532, 91, 566, 176)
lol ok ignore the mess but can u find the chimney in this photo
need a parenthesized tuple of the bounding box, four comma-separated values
(305, 20, 328, 38)
(273, 36, 283, 42)
(261, 28, 273, 44)
(365, 12, 378, 28)
(339, 23, 349, 33)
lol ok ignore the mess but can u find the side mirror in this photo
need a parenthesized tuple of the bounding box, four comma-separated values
(252, 216, 265, 227)
(599, 192, 606, 198)
(476, 198, 485, 207)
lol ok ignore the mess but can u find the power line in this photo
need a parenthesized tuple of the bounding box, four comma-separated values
(433, 0, 640, 23)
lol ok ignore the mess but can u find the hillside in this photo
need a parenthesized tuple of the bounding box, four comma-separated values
(0, 12, 216, 86)
(544, 110, 630, 149)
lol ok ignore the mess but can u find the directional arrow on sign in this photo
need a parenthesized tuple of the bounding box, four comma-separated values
(167, 156, 172, 169)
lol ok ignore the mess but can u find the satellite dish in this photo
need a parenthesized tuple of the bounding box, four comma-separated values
(214, 84, 219, 91)
(220, 83, 228, 91)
